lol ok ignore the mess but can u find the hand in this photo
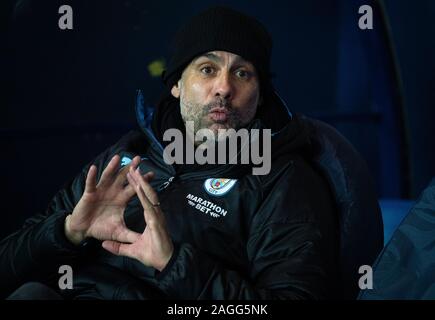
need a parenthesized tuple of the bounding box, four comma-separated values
(64, 155, 153, 245)
(101, 167, 174, 272)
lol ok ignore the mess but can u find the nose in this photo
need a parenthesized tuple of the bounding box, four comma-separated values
(213, 72, 233, 100)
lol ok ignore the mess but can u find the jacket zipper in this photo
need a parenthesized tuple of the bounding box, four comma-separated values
(157, 176, 175, 191)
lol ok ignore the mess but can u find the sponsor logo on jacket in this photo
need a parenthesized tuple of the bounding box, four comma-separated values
(120, 155, 148, 167)
(186, 194, 228, 218)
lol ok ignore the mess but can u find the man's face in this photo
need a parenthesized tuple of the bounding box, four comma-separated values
(171, 51, 261, 136)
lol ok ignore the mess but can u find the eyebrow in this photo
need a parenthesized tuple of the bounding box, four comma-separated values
(194, 53, 249, 66)
(196, 53, 222, 64)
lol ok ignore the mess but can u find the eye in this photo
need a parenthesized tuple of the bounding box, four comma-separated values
(200, 66, 215, 75)
(235, 69, 250, 79)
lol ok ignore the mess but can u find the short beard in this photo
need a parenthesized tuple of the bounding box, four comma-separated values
(179, 96, 246, 137)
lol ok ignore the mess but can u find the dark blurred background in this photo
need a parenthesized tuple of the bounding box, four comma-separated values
(1, 0, 434, 241)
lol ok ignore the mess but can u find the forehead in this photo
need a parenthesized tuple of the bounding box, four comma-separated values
(191, 51, 253, 66)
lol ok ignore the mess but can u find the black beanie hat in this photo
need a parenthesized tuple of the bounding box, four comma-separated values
(162, 6, 273, 92)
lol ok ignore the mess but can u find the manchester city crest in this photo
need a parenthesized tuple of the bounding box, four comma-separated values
(204, 178, 238, 196)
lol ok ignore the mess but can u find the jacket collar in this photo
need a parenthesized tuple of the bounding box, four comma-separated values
(135, 88, 312, 176)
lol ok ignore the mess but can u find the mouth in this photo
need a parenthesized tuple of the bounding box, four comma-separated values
(208, 107, 229, 122)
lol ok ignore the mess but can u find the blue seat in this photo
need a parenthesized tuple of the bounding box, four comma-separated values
(379, 199, 414, 245)
(359, 178, 435, 299)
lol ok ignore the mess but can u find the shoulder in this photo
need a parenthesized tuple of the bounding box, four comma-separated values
(84, 129, 150, 176)
(111, 129, 149, 153)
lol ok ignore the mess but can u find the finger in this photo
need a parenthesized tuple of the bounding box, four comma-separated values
(127, 166, 152, 190)
(102, 240, 134, 259)
(125, 172, 142, 202)
(126, 172, 152, 212)
(97, 155, 121, 188)
(128, 165, 138, 185)
(126, 170, 154, 188)
(114, 226, 141, 244)
(130, 155, 141, 170)
(131, 178, 158, 227)
(131, 170, 163, 224)
(122, 171, 155, 200)
(143, 171, 155, 181)
(84, 165, 98, 193)
(114, 156, 141, 188)
(132, 168, 159, 205)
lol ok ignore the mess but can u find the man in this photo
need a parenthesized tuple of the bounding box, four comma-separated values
(0, 6, 338, 299)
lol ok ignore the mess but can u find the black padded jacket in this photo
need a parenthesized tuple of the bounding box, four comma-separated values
(0, 91, 339, 299)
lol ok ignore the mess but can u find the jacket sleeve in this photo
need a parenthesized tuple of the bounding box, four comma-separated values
(154, 161, 339, 300)
(0, 169, 88, 298)
(0, 132, 131, 298)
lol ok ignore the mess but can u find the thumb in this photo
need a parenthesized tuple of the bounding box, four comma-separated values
(102, 240, 135, 259)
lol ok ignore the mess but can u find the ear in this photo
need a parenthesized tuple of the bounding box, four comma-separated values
(171, 81, 181, 98)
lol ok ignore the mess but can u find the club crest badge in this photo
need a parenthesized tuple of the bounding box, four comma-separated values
(204, 178, 237, 196)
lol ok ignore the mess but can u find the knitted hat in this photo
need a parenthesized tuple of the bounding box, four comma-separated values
(162, 6, 273, 92)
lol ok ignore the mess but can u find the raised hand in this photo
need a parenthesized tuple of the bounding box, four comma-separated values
(101, 167, 174, 272)
(64, 155, 153, 245)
